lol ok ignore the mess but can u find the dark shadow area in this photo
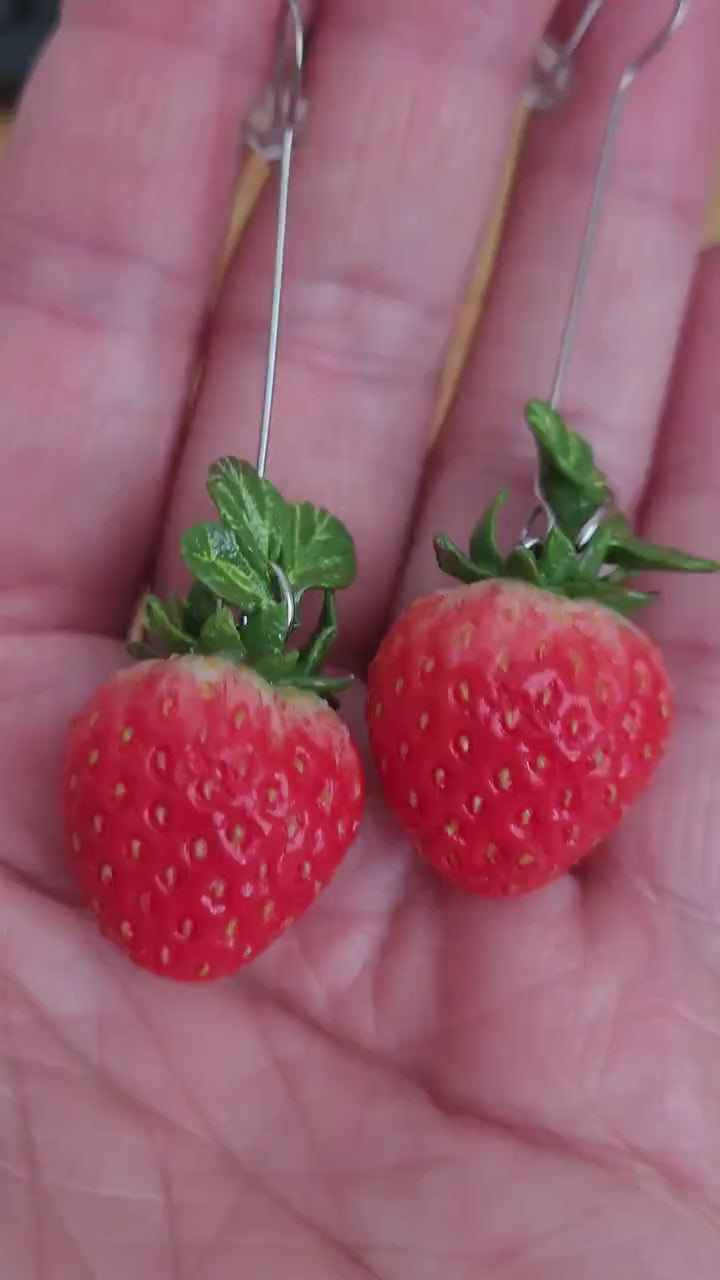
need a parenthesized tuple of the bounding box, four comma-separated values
(0, 0, 58, 106)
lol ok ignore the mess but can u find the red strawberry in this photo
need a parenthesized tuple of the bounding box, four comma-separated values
(64, 658, 363, 981)
(368, 580, 669, 896)
(62, 456, 364, 979)
(367, 401, 719, 897)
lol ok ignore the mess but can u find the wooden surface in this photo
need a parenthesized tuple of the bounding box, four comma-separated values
(0, 109, 717, 429)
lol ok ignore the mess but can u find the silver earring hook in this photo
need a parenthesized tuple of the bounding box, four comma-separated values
(245, 0, 305, 481)
(242, 0, 306, 629)
(548, 0, 690, 412)
(520, 1, 690, 553)
(563, 0, 607, 59)
(525, 0, 607, 111)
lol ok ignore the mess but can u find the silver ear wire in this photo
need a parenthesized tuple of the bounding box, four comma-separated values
(547, 1, 690, 413)
(244, 0, 305, 483)
(524, 1, 606, 111)
(518, 3, 690, 552)
(241, 0, 307, 627)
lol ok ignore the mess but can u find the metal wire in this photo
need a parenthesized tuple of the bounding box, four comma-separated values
(242, 0, 306, 630)
(525, 1, 608, 111)
(271, 562, 296, 632)
(248, 0, 305, 481)
(548, 0, 690, 410)
(520, 1, 690, 551)
(563, 0, 607, 59)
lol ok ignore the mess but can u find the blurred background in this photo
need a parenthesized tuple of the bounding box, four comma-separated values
(0, 0, 56, 107)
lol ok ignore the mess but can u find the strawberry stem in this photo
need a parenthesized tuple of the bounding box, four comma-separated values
(434, 402, 720, 616)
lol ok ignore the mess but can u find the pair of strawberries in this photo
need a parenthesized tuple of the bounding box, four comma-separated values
(63, 403, 717, 981)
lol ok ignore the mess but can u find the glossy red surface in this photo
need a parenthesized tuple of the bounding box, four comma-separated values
(367, 581, 672, 896)
(63, 657, 364, 980)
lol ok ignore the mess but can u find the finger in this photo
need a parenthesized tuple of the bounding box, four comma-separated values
(0, 0, 281, 635)
(608, 247, 720, 920)
(0, 633, 123, 895)
(160, 0, 556, 667)
(403, 0, 720, 606)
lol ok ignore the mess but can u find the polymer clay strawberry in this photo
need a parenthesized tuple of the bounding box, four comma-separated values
(63, 458, 363, 980)
(367, 401, 719, 897)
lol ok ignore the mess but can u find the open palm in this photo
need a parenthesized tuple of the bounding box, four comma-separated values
(3, 1, 720, 1275)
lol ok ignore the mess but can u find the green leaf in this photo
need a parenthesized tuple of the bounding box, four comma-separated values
(164, 593, 186, 629)
(563, 578, 657, 618)
(538, 525, 578, 585)
(539, 479, 609, 543)
(182, 522, 272, 611)
(206, 457, 357, 596)
(273, 673, 352, 694)
(606, 533, 720, 575)
(525, 401, 606, 493)
(576, 513, 629, 579)
(280, 501, 356, 594)
(525, 401, 609, 539)
(198, 606, 247, 658)
(145, 594, 195, 654)
(207, 457, 286, 571)
(183, 580, 220, 636)
(504, 545, 542, 585)
(253, 652, 301, 681)
(297, 592, 338, 676)
(468, 489, 508, 572)
(434, 534, 490, 585)
(242, 601, 291, 658)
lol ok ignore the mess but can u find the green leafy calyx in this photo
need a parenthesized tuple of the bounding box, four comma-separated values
(434, 401, 720, 617)
(128, 458, 356, 699)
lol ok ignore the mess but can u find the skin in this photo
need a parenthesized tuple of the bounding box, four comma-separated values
(2, 0, 720, 1275)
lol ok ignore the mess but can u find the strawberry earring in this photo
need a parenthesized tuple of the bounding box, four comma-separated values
(63, 0, 364, 982)
(367, 2, 713, 899)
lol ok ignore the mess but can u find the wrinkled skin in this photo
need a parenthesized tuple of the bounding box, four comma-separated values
(3, 2, 720, 1276)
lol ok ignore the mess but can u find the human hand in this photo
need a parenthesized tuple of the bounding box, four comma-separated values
(2, 1, 720, 1275)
